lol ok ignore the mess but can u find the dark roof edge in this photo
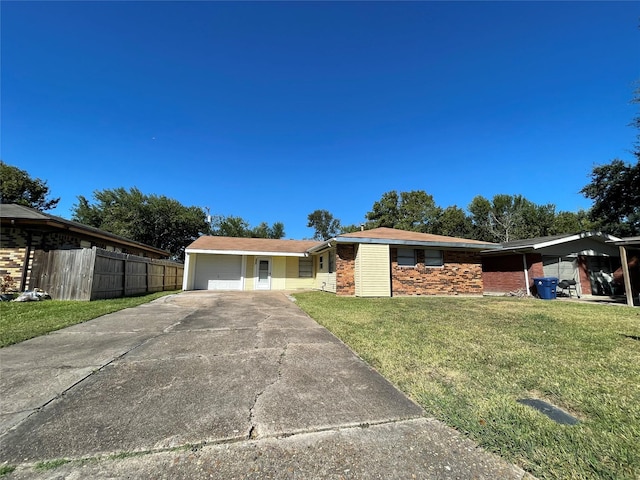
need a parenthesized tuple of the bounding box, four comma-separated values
(1, 204, 170, 256)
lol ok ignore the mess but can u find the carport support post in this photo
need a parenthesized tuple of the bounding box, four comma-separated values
(522, 254, 531, 296)
(619, 245, 634, 307)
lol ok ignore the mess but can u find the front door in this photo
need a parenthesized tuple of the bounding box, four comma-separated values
(256, 258, 271, 290)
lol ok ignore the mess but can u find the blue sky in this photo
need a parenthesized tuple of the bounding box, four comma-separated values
(2, 1, 638, 239)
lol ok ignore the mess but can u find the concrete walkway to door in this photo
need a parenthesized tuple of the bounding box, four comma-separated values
(0, 291, 533, 479)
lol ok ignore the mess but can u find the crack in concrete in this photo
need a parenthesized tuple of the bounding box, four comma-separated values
(4, 417, 432, 472)
(247, 328, 289, 440)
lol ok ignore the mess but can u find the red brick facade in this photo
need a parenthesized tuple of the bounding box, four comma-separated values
(481, 253, 544, 295)
(482, 253, 544, 294)
(390, 248, 484, 296)
(335, 244, 356, 296)
(333, 244, 486, 297)
(576, 255, 592, 295)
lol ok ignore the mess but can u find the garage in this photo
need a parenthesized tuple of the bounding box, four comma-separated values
(194, 254, 243, 290)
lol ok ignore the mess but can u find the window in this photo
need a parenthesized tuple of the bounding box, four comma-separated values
(425, 249, 444, 267)
(299, 257, 313, 278)
(328, 251, 336, 273)
(397, 248, 416, 267)
(319, 255, 324, 270)
(80, 240, 91, 248)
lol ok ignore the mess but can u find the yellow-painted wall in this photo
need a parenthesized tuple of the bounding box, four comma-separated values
(355, 244, 390, 297)
(271, 257, 287, 290)
(285, 257, 315, 290)
(244, 255, 254, 291)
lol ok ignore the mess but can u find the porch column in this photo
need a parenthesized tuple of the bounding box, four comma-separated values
(619, 245, 634, 307)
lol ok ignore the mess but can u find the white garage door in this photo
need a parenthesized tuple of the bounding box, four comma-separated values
(194, 254, 243, 290)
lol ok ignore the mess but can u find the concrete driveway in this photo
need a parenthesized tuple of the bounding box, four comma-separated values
(0, 291, 532, 479)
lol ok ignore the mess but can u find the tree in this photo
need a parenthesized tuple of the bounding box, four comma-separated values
(550, 210, 593, 235)
(365, 191, 400, 228)
(307, 209, 341, 240)
(250, 221, 285, 239)
(0, 161, 60, 211)
(365, 190, 441, 233)
(580, 159, 640, 236)
(72, 187, 209, 260)
(468, 194, 557, 243)
(396, 190, 442, 233)
(211, 216, 285, 239)
(433, 206, 473, 238)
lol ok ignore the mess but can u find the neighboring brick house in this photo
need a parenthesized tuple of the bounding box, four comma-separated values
(1, 204, 170, 290)
(183, 227, 500, 297)
(481, 232, 622, 297)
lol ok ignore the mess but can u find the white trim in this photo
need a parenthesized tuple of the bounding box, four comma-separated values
(185, 248, 306, 257)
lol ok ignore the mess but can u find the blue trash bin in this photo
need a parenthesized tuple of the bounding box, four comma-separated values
(533, 277, 558, 300)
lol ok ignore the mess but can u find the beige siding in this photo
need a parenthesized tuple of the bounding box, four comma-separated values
(244, 255, 254, 291)
(313, 250, 336, 292)
(355, 243, 390, 297)
(284, 257, 315, 290)
(315, 272, 336, 293)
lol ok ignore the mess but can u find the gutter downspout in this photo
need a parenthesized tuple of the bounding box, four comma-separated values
(522, 253, 531, 296)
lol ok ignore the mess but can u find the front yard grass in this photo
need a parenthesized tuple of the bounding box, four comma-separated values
(293, 292, 640, 480)
(0, 291, 179, 347)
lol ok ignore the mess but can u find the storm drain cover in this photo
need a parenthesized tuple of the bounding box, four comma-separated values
(517, 398, 579, 425)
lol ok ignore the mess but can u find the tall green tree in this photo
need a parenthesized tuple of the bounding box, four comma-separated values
(307, 209, 341, 240)
(580, 159, 640, 236)
(0, 161, 60, 211)
(433, 205, 474, 238)
(366, 190, 441, 233)
(72, 187, 209, 260)
(469, 194, 557, 243)
(550, 210, 593, 235)
(365, 191, 400, 228)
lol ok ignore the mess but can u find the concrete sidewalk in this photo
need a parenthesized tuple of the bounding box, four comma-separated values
(0, 291, 532, 479)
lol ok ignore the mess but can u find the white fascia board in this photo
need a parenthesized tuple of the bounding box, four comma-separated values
(534, 231, 621, 250)
(185, 248, 306, 257)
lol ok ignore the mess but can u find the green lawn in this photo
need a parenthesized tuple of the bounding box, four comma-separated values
(0, 291, 179, 347)
(293, 292, 640, 480)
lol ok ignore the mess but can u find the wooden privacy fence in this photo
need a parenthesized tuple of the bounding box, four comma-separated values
(31, 247, 184, 301)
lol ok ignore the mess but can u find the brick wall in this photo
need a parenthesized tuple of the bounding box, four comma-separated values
(391, 248, 484, 296)
(0, 227, 31, 285)
(577, 255, 592, 295)
(335, 244, 355, 296)
(482, 253, 543, 295)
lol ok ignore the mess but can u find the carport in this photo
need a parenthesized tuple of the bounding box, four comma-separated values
(482, 231, 622, 297)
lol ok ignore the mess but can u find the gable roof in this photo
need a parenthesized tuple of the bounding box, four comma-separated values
(186, 236, 322, 257)
(308, 227, 500, 253)
(0, 203, 170, 257)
